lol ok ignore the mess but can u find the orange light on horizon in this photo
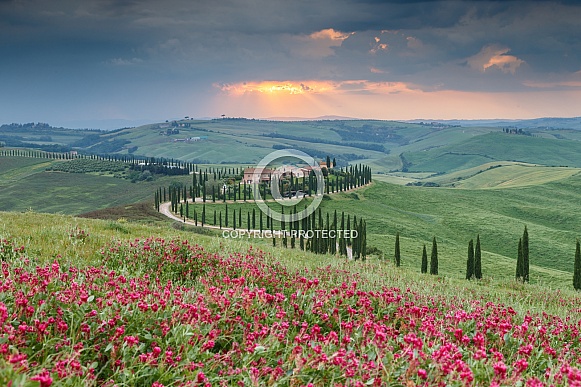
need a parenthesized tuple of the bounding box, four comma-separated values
(217, 80, 336, 96)
(216, 79, 417, 97)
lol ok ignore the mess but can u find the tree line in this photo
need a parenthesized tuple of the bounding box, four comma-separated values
(154, 163, 372, 209)
(393, 226, 581, 291)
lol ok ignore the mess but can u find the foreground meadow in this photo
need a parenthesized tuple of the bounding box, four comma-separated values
(1, 212, 581, 386)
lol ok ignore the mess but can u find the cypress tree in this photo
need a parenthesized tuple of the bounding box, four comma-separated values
(331, 210, 337, 255)
(421, 245, 428, 273)
(574, 240, 581, 291)
(430, 237, 438, 275)
(361, 220, 367, 261)
(225, 205, 229, 227)
(346, 215, 351, 247)
(394, 232, 401, 267)
(281, 207, 285, 232)
(474, 235, 482, 279)
(516, 238, 523, 281)
(339, 211, 346, 256)
(466, 239, 474, 280)
(522, 226, 529, 283)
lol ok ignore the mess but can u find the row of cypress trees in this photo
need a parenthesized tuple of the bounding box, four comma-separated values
(395, 227, 581, 290)
(394, 233, 439, 274)
(0, 147, 200, 171)
(466, 235, 482, 280)
(172, 199, 368, 260)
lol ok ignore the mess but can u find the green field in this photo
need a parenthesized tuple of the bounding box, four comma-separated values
(169, 174, 581, 289)
(2, 151, 581, 289)
(405, 132, 581, 173)
(3, 117, 581, 291)
(0, 156, 193, 215)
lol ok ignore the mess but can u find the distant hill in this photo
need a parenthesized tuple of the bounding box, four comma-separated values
(404, 132, 581, 173)
(3, 117, 581, 172)
(265, 115, 359, 121)
(410, 117, 581, 130)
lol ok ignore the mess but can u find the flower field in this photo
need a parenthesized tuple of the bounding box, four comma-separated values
(2, 232, 581, 386)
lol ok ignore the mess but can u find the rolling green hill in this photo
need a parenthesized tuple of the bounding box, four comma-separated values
(0, 156, 193, 215)
(3, 117, 581, 290)
(159, 176, 581, 289)
(437, 164, 581, 189)
(405, 132, 581, 173)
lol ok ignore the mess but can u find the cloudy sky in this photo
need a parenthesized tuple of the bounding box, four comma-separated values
(1, 0, 581, 128)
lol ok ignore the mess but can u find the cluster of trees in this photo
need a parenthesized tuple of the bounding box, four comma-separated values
(466, 236, 482, 280)
(130, 163, 189, 176)
(421, 238, 439, 275)
(502, 127, 531, 136)
(46, 159, 128, 174)
(153, 161, 372, 210)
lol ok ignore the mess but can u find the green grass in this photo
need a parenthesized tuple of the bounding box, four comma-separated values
(173, 177, 581, 289)
(0, 159, 193, 215)
(3, 150, 581, 290)
(405, 132, 581, 173)
(1, 210, 581, 320)
(448, 164, 581, 189)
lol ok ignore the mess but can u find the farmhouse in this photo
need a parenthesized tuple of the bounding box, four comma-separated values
(243, 167, 275, 184)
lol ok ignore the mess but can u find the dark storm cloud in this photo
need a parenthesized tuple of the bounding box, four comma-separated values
(1, 0, 581, 125)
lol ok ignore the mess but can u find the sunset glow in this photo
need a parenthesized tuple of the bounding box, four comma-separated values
(2, 0, 581, 127)
(218, 81, 335, 95)
(218, 80, 416, 96)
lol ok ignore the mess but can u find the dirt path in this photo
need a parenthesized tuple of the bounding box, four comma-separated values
(158, 183, 372, 259)
(158, 201, 353, 259)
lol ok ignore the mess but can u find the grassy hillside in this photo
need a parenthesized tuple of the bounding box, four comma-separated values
(163, 176, 581, 289)
(443, 164, 581, 189)
(5, 120, 581, 179)
(1, 211, 581, 385)
(0, 156, 193, 215)
(405, 132, 581, 173)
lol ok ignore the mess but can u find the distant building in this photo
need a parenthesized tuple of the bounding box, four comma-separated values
(243, 168, 275, 184)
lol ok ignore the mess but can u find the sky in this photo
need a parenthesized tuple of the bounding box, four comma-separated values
(1, 0, 581, 129)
